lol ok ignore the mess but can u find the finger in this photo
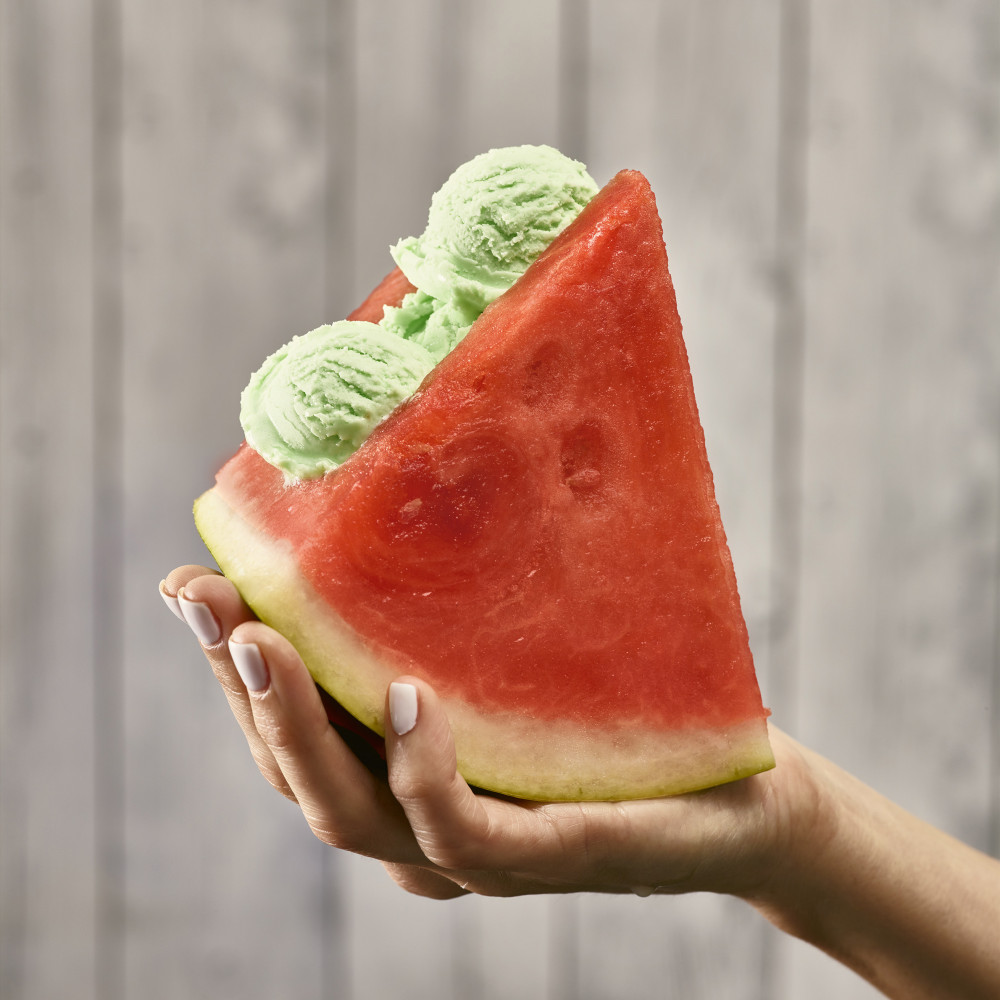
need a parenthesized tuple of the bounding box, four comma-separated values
(384, 678, 501, 870)
(160, 564, 221, 622)
(160, 568, 296, 802)
(234, 621, 428, 865)
(384, 679, 599, 877)
(377, 862, 568, 900)
(380, 862, 470, 900)
(379, 857, 575, 900)
(383, 679, 730, 890)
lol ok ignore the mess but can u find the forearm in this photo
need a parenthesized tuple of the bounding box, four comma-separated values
(748, 751, 1000, 999)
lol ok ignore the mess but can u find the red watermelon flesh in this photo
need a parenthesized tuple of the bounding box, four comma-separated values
(347, 266, 415, 324)
(195, 169, 774, 800)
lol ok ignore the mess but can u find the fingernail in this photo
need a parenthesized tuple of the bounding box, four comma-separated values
(159, 580, 185, 621)
(177, 589, 222, 646)
(229, 639, 269, 692)
(389, 682, 418, 735)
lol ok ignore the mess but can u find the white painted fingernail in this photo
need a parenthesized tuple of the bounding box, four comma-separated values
(177, 589, 222, 646)
(229, 640, 269, 692)
(159, 580, 185, 621)
(389, 682, 418, 735)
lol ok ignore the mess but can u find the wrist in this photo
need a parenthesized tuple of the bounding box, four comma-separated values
(743, 746, 1000, 999)
(743, 751, 871, 951)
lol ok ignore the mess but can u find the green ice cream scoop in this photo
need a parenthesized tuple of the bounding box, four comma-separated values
(241, 320, 435, 481)
(391, 144, 599, 314)
(242, 145, 598, 479)
(380, 289, 473, 362)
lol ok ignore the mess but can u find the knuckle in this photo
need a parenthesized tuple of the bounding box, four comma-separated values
(303, 810, 362, 853)
(253, 707, 300, 756)
(387, 769, 434, 806)
(411, 828, 480, 872)
(387, 771, 490, 871)
(214, 670, 247, 703)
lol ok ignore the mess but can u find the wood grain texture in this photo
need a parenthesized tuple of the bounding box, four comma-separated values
(0, 1, 997, 998)
(787, 1, 1000, 996)
(798, 0, 1000, 845)
(0, 3, 98, 998)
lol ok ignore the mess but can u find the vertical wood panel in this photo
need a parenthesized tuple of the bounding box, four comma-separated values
(324, 0, 359, 322)
(2, 3, 998, 998)
(0, 3, 98, 998)
(121, 2, 332, 997)
(798, 0, 1000, 856)
(352, 0, 452, 309)
(92, 3, 126, 997)
(789, 0, 1000, 996)
(447, 0, 563, 156)
(582, 2, 782, 994)
(344, 857, 455, 1000)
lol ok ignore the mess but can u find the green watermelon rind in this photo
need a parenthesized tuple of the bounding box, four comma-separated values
(194, 486, 775, 802)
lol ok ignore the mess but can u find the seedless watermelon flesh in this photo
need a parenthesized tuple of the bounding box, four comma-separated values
(195, 169, 774, 800)
(346, 266, 414, 324)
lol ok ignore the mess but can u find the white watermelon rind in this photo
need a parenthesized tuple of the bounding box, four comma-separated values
(194, 485, 775, 802)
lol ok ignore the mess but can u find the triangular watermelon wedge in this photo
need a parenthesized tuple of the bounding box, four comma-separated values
(195, 170, 774, 800)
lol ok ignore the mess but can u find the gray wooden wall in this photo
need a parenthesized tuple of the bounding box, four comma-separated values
(2, 1, 998, 998)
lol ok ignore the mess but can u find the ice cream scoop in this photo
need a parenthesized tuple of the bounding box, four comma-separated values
(241, 320, 435, 480)
(241, 145, 599, 479)
(386, 145, 599, 358)
(379, 289, 472, 361)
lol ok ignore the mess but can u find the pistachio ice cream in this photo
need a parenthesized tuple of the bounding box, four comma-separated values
(387, 144, 599, 358)
(241, 145, 599, 480)
(241, 321, 435, 480)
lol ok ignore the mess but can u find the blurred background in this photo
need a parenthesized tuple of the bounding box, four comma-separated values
(1, 1, 998, 998)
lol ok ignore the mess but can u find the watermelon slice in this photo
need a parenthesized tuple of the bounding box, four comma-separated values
(195, 170, 774, 801)
(346, 266, 414, 324)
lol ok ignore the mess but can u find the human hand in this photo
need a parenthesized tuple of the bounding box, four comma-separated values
(160, 564, 823, 902)
(162, 565, 1000, 998)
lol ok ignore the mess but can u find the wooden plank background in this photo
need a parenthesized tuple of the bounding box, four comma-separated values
(1, 1, 997, 998)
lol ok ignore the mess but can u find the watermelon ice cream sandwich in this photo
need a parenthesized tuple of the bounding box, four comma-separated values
(195, 145, 774, 801)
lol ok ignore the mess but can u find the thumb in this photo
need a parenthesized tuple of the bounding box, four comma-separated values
(384, 678, 492, 871)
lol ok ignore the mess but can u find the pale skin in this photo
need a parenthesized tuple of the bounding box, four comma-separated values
(163, 564, 1000, 999)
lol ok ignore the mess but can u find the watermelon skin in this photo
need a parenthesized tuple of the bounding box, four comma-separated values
(195, 170, 774, 800)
